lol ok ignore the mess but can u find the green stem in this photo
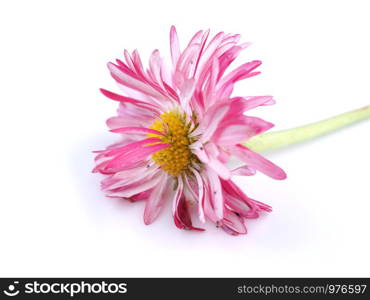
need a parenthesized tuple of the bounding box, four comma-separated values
(244, 105, 370, 152)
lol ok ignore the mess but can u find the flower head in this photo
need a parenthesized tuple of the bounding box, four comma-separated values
(93, 26, 286, 235)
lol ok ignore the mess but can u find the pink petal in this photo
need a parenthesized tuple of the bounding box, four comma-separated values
(105, 164, 159, 191)
(115, 102, 158, 126)
(131, 49, 147, 79)
(183, 174, 199, 203)
(129, 189, 153, 202)
(218, 60, 262, 87)
(192, 29, 210, 77)
(170, 26, 180, 67)
(221, 179, 267, 218)
(100, 88, 160, 111)
(195, 31, 224, 80)
(205, 167, 224, 220)
(101, 138, 162, 158)
(230, 144, 287, 180)
(108, 62, 167, 100)
(175, 44, 199, 83)
(107, 171, 163, 198)
(123, 49, 135, 69)
(174, 195, 205, 231)
(144, 174, 174, 224)
(171, 176, 202, 231)
(194, 102, 229, 142)
(213, 116, 274, 145)
(148, 49, 166, 90)
(224, 193, 255, 218)
(220, 210, 247, 235)
(104, 143, 169, 173)
(190, 168, 205, 223)
(110, 126, 164, 136)
(229, 96, 275, 114)
(250, 199, 272, 213)
(202, 143, 231, 180)
(106, 116, 147, 130)
(202, 58, 220, 108)
(231, 165, 256, 176)
(217, 44, 251, 80)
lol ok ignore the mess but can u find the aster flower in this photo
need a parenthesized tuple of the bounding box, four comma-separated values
(93, 26, 287, 235)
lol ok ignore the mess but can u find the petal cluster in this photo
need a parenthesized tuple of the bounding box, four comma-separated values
(94, 26, 286, 235)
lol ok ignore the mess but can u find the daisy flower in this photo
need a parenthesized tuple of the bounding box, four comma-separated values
(93, 26, 286, 235)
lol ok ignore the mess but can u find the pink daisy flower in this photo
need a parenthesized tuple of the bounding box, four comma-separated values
(93, 26, 286, 235)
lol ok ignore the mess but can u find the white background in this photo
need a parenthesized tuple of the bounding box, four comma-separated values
(1, 0, 369, 277)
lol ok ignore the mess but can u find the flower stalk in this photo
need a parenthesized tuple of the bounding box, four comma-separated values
(244, 105, 370, 152)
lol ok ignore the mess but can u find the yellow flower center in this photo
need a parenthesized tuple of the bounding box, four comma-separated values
(149, 110, 197, 176)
